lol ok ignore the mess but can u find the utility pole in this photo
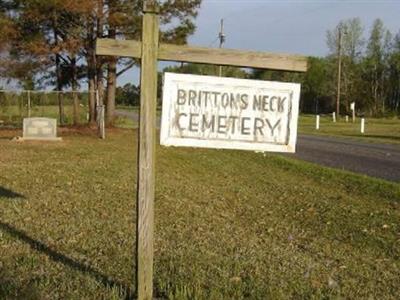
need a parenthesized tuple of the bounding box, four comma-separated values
(336, 25, 343, 118)
(218, 19, 226, 77)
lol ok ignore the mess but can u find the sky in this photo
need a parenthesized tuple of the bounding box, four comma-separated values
(2, 0, 399, 90)
(118, 0, 400, 87)
(188, 0, 400, 56)
(118, 0, 400, 86)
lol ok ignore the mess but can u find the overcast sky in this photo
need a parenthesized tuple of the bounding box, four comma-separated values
(120, 0, 400, 86)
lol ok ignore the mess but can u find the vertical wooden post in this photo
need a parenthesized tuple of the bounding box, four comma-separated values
(27, 91, 31, 117)
(136, 2, 159, 299)
(218, 18, 225, 77)
(316, 115, 320, 130)
(336, 26, 342, 117)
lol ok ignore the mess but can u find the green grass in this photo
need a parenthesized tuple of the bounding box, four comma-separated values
(299, 114, 400, 144)
(0, 128, 399, 299)
(116, 105, 161, 112)
(0, 105, 89, 126)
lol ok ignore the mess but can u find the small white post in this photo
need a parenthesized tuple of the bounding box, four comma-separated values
(332, 112, 336, 123)
(345, 115, 349, 122)
(361, 118, 365, 134)
(316, 115, 320, 130)
(351, 102, 356, 123)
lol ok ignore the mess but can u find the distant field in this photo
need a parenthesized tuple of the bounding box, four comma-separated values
(0, 128, 399, 299)
(299, 114, 400, 144)
(0, 105, 89, 126)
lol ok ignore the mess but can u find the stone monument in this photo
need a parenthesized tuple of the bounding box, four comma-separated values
(22, 118, 62, 141)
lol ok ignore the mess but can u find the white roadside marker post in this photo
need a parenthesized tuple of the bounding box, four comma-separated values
(332, 112, 336, 123)
(316, 115, 320, 130)
(361, 118, 365, 134)
(350, 102, 355, 123)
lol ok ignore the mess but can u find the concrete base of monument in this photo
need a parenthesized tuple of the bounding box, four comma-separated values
(13, 136, 63, 142)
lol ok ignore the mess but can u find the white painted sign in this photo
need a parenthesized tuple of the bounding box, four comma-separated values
(350, 102, 355, 110)
(160, 73, 300, 153)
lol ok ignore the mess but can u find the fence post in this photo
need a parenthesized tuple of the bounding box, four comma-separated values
(28, 91, 31, 117)
(42, 92, 46, 117)
(59, 91, 65, 125)
(96, 104, 105, 139)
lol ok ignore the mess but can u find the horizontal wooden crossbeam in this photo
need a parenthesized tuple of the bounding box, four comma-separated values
(96, 38, 308, 72)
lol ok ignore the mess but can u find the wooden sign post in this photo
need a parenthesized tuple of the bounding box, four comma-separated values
(96, 1, 307, 299)
(136, 2, 158, 299)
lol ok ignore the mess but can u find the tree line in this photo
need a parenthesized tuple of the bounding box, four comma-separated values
(306, 18, 400, 116)
(0, 0, 201, 126)
(1, 3, 400, 122)
(162, 18, 400, 117)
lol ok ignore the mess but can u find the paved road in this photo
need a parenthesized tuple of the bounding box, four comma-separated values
(116, 110, 400, 182)
(292, 135, 400, 182)
(115, 110, 140, 121)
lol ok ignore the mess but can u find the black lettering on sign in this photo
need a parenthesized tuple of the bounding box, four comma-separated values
(240, 94, 249, 109)
(177, 113, 187, 130)
(202, 115, 215, 132)
(177, 89, 186, 105)
(217, 115, 227, 134)
(265, 119, 281, 136)
(229, 93, 239, 109)
(262, 95, 270, 112)
(221, 93, 229, 108)
(188, 90, 197, 106)
(269, 96, 279, 112)
(229, 116, 239, 134)
(211, 92, 220, 106)
(203, 91, 210, 107)
(241, 117, 251, 135)
(254, 118, 264, 136)
(253, 95, 262, 111)
(197, 91, 202, 106)
(278, 97, 286, 112)
(189, 113, 199, 132)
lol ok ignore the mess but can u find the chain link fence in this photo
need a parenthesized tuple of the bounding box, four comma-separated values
(0, 90, 91, 127)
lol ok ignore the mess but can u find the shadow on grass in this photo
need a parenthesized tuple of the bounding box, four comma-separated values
(0, 186, 25, 199)
(0, 221, 134, 299)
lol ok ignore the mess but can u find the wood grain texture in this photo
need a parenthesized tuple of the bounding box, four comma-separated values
(136, 7, 159, 300)
(96, 39, 141, 58)
(96, 39, 308, 72)
(158, 43, 308, 72)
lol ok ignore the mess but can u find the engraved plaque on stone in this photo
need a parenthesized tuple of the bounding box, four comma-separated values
(23, 118, 62, 141)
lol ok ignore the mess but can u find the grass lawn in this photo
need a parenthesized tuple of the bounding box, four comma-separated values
(0, 128, 399, 299)
(299, 114, 400, 144)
